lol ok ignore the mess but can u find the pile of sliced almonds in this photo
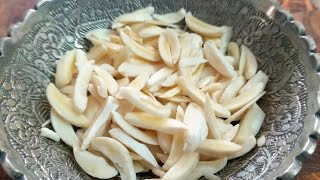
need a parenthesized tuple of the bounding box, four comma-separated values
(41, 6, 268, 180)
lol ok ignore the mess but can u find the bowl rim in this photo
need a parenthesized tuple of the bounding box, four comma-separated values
(0, 0, 319, 179)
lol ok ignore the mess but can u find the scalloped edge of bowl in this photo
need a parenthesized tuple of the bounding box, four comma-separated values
(0, 0, 319, 179)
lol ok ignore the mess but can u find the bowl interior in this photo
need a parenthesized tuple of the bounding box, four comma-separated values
(0, 0, 317, 179)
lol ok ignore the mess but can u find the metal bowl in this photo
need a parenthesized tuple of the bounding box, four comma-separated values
(0, 0, 319, 179)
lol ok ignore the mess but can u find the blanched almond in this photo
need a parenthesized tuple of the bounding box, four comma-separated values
(85, 29, 117, 45)
(144, 20, 179, 28)
(205, 94, 231, 118)
(125, 112, 188, 135)
(161, 72, 179, 87)
(118, 26, 143, 45)
(112, 6, 154, 28)
(46, 83, 90, 128)
(239, 70, 268, 94)
(158, 29, 181, 67)
(156, 153, 169, 164)
(40, 127, 60, 142)
(75, 49, 89, 68)
(94, 66, 119, 96)
(177, 76, 206, 106)
(197, 76, 213, 89)
(134, 161, 149, 173)
(158, 86, 181, 99)
(222, 124, 239, 142)
(91, 137, 136, 180)
(204, 95, 222, 140)
(201, 83, 223, 94)
(139, 25, 165, 38)
(88, 84, 104, 104)
(242, 45, 258, 79)
(91, 75, 108, 98)
(87, 45, 109, 61)
(227, 42, 240, 69)
(219, 26, 233, 54)
(117, 77, 130, 87)
(153, 8, 186, 24)
(118, 61, 161, 77)
(219, 76, 246, 104)
(188, 158, 227, 180)
(228, 135, 256, 160)
(55, 50, 76, 88)
(197, 139, 242, 158)
(180, 57, 207, 67)
(148, 67, 175, 92)
(59, 85, 74, 97)
(157, 132, 172, 154)
(167, 95, 192, 103)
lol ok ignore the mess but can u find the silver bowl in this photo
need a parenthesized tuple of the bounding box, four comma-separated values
(0, 0, 319, 179)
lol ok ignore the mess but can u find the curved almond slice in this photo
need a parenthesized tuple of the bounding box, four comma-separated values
(118, 61, 161, 77)
(91, 75, 108, 98)
(161, 72, 179, 87)
(156, 153, 168, 164)
(197, 139, 242, 158)
(180, 57, 207, 67)
(211, 90, 223, 103)
(130, 152, 144, 161)
(219, 76, 246, 104)
(88, 84, 104, 104)
(225, 91, 265, 124)
(117, 77, 130, 87)
(148, 67, 175, 92)
(225, 56, 235, 66)
(228, 135, 256, 160)
(191, 63, 205, 83)
(113, 6, 154, 25)
(40, 128, 60, 142)
(125, 112, 188, 135)
(84, 96, 101, 122)
(242, 45, 258, 79)
(197, 76, 213, 89)
(227, 42, 240, 69)
(219, 26, 233, 54)
(87, 45, 109, 61)
(222, 124, 239, 142)
(55, 50, 76, 88)
(201, 83, 223, 94)
(204, 95, 222, 140)
(160, 29, 181, 66)
(112, 111, 158, 145)
(139, 25, 165, 38)
(188, 158, 227, 180)
(118, 26, 143, 45)
(109, 128, 160, 168)
(183, 103, 208, 152)
(224, 83, 264, 112)
(59, 85, 74, 97)
(204, 41, 236, 78)
(91, 137, 136, 180)
(144, 20, 179, 28)
(180, 33, 203, 58)
(51, 110, 80, 147)
(177, 76, 206, 106)
(239, 70, 268, 94)
(157, 132, 172, 154)
(162, 152, 199, 180)
(73, 60, 94, 113)
(233, 103, 265, 143)
(134, 161, 149, 173)
(167, 95, 192, 103)
(75, 49, 89, 68)
(185, 12, 224, 37)
(46, 83, 90, 128)
(158, 86, 181, 99)
(94, 66, 119, 96)
(120, 31, 161, 61)
(85, 29, 117, 45)
(73, 145, 118, 179)
(120, 87, 171, 117)
(81, 97, 119, 149)
(128, 73, 150, 90)
(153, 8, 186, 24)
(99, 63, 116, 73)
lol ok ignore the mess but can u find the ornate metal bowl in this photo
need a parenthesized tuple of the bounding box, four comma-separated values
(0, 0, 319, 179)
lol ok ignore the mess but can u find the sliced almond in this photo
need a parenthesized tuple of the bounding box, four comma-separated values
(51, 110, 80, 147)
(116, 99, 135, 115)
(148, 67, 175, 92)
(180, 57, 207, 67)
(120, 31, 161, 61)
(219, 76, 246, 104)
(242, 45, 258, 79)
(73, 145, 118, 179)
(118, 61, 162, 77)
(88, 83, 104, 104)
(257, 135, 266, 147)
(55, 50, 76, 88)
(158, 29, 181, 67)
(40, 127, 60, 142)
(129, 73, 150, 90)
(188, 158, 227, 180)
(91, 75, 108, 98)
(130, 152, 144, 161)
(185, 12, 224, 37)
(204, 95, 222, 140)
(109, 128, 160, 168)
(112, 6, 154, 28)
(233, 103, 265, 143)
(87, 45, 109, 61)
(117, 77, 130, 87)
(46, 83, 90, 128)
(197, 139, 242, 158)
(139, 25, 165, 38)
(112, 111, 158, 145)
(167, 95, 192, 103)
(82, 97, 119, 149)
(219, 26, 233, 54)
(239, 70, 268, 94)
(222, 124, 239, 142)
(152, 168, 166, 178)
(158, 86, 181, 99)
(75, 49, 89, 68)
(118, 26, 143, 45)
(204, 40, 236, 78)
(157, 132, 172, 154)
(183, 103, 208, 152)
(73, 60, 94, 113)
(153, 8, 186, 24)
(179, 33, 203, 58)
(227, 42, 240, 69)
(91, 137, 136, 180)
(144, 20, 179, 28)
(134, 161, 149, 173)
(201, 83, 223, 94)
(94, 66, 119, 96)
(144, 36, 160, 49)
(228, 135, 256, 160)
(211, 90, 223, 103)
(162, 152, 199, 180)
(59, 85, 74, 97)
(161, 72, 179, 87)
(177, 76, 206, 106)
(120, 87, 171, 117)
(125, 112, 188, 135)
(85, 29, 117, 45)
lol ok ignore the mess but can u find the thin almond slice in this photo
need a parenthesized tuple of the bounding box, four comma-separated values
(129, 74, 150, 90)
(183, 103, 208, 152)
(139, 25, 165, 38)
(125, 112, 188, 135)
(153, 8, 186, 24)
(118, 26, 143, 44)
(188, 158, 227, 180)
(204, 95, 222, 140)
(120, 87, 171, 118)
(75, 49, 89, 68)
(88, 84, 104, 104)
(85, 29, 117, 45)
(242, 45, 258, 79)
(224, 83, 264, 112)
(113, 6, 154, 26)
(156, 153, 169, 164)
(179, 33, 203, 58)
(55, 50, 76, 88)
(185, 12, 224, 37)
(225, 91, 266, 123)
(116, 99, 136, 116)
(133, 161, 148, 173)
(158, 86, 181, 99)
(82, 97, 119, 149)
(167, 95, 192, 103)
(94, 66, 119, 96)
(117, 77, 130, 87)
(201, 83, 223, 94)
(211, 90, 223, 103)
(239, 70, 268, 94)
(87, 45, 109, 61)
(120, 31, 161, 62)
(91, 75, 108, 98)
(257, 135, 266, 147)
(73, 60, 94, 113)
(232, 103, 265, 143)
(99, 63, 116, 73)
(158, 29, 181, 67)
(73, 145, 118, 179)
(144, 20, 179, 28)
(152, 168, 166, 178)
(197, 76, 213, 89)
(157, 132, 172, 154)
(76, 129, 85, 140)
(40, 128, 60, 142)
(204, 40, 236, 78)
(180, 57, 207, 67)
(51, 110, 80, 147)
(161, 72, 179, 87)
(206, 94, 230, 118)
(197, 139, 242, 158)
(112, 111, 158, 145)
(59, 85, 74, 97)
(177, 76, 206, 106)
(91, 137, 136, 180)
(228, 135, 256, 160)
(46, 83, 90, 128)
(130, 152, 144, 161)
(219, 26, 233, 54)
(148, 67, 175, 92)
(109, 128, 160, 168)
(222, 124, 239, 142)
(162, 152, 199, 180)
(227, 42, 240, 69)
(118, 61, 161, 77)
(219, 76, 246, 104)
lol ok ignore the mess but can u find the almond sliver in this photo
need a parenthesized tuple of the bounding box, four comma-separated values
(219, 76, 246, 104)
(158, 86, 181, 99)
(94, 66, 119, 96)
(189, 158, 227, 180)
(228, 135, 256, 160)
(91, 75, 108, 98)
(161, 72, 179, 87)
(157, 132, 173, 155)
(139, 25, 164, 38)
(240, 70, 268, 94)
(227, 42, 240, 69)
(55, 50, 76, 88)
(152, 8, 186, 24)
(197, 139, 242, 158)
(113, 6, 154, 25)
(177, 76, 206, 106)
(180, 57, 207, 67)
(148, 67, 175, 92)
